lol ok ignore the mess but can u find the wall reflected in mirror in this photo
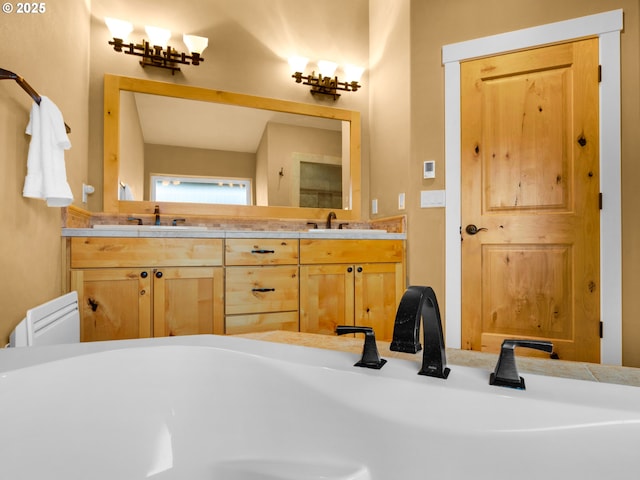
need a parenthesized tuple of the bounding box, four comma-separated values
(118, 91, 349, 209)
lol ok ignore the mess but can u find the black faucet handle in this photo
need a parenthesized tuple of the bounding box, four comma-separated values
(127, 216, 143, 225)
(336, 325, 387, 369)
(490, 339, 553, 390)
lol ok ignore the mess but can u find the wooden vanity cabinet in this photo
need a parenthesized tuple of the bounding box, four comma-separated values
(224, 238, 299, 334)
(68, 235, 404, 340)
(69, 237, 224, 342)
(299, 239, 405, 341)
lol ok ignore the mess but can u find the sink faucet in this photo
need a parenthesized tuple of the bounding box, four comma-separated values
(154, 205, 161, 225)
(326, 211, 337, 229)
(390, 286, 450, 379)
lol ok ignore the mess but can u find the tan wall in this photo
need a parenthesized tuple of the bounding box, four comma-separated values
(264, 123, 342, 207)
(0, 0, 90, 344)
(378, 0, 639, 365)
(143, 144, 257, 201)
(119, 91, 145, 199)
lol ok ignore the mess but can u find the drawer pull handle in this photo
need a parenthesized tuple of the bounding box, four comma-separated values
(251, 249, 275, 254)
(252, 288, 275, 292)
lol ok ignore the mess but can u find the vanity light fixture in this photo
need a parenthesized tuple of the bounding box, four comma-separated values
(289, 56, 363, 100)
(105, 17, 208, 75)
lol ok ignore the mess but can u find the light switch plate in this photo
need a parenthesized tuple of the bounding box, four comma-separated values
(420, 190, 445, 208)
(371, 198, 378, 214)
(398, 193, 405, 210)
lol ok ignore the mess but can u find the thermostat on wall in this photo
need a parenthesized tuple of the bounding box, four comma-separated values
(423, 160, 436, 179)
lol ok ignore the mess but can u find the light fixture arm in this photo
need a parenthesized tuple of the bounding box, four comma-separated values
(292, 71, 361, 100)
(108, 38, 205, 74)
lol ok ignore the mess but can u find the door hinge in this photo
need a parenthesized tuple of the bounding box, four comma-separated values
(600, 321, 604, 338)
(598, 65, 602, 83)
(599, 192, 603, 210)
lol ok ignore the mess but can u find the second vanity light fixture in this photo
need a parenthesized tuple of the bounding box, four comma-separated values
(105, 17, 208, 74)
(289, 56, 364, 100)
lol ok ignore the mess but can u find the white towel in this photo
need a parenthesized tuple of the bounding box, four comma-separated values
(23, 96, 73, 207)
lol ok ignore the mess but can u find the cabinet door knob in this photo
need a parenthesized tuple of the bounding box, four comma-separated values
(140, 271, 148, 278)
(155, 271, 163, 278)
(347, 267, 353, 273)
(357, 266, 363, 273)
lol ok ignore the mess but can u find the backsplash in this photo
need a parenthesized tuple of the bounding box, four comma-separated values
(63, 207, 406, 233)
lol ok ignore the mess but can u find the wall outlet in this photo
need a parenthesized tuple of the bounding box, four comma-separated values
(371, 198, 378, 214)
(398, 192, 405, 210)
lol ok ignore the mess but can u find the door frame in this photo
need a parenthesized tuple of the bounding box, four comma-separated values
(442, 10, 623, 364)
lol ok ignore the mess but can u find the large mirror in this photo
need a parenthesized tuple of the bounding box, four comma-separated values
(104, 74, 361, 220)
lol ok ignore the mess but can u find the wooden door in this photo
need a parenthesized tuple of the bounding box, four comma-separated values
(71, 268, 152, 342)
(460, 38, 600, 362)
(355, 263, 403, 341)
(153, 267, 224, 337)
(299, 264, 355, 335)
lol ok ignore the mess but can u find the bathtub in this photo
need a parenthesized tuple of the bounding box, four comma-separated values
(1, 335, 640, 479)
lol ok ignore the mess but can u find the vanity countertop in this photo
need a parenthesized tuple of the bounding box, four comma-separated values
(237, 331, 640, 387)
(61, 228, 406, 240)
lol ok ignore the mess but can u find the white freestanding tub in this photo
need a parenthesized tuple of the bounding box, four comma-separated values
(1, 335, 639, 479)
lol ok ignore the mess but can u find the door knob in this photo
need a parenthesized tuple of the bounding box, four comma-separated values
(465, 224, 488, 235)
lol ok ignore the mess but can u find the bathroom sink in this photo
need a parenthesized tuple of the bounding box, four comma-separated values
(92, 225, 210, 231)
(306, 228, 387, 234)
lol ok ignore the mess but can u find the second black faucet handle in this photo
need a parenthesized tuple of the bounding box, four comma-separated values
(336, 325, 387, 369)
(490, 339, 553, 390)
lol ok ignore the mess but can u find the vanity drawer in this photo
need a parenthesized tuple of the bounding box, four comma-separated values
(225, 312, 299, 335)
(225, 266, 299, 314)
(299, 239, 404, 264)
(70, 237, 223, 268)
(225, 238, 299, 265)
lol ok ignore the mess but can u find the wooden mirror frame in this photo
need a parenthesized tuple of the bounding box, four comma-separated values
(103, 74, 362, 220)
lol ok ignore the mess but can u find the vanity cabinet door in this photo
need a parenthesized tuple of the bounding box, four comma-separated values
(153, 267, 224, 337)
(71, 268, 152, 342)
(300, 262, 403, 341)
(299, 264, 355, 335)
(355, 263, 404, 342)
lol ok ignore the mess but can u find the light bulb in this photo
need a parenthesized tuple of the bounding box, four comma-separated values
(318, 60, 337, 77)
(183, 34, 208, 54)
(105, 17, 133, 40)
(145, 26, 171, 47)
(288, 56, 309, 73)
(344, 64, 364, 83)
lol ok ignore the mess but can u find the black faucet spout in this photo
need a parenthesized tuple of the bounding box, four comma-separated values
(326, 211, 337, 229)
(390, 286, 450, 379)
(154, 205, 161, 225)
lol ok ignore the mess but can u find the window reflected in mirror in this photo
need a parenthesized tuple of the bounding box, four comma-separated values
(151, 175, 252, 205)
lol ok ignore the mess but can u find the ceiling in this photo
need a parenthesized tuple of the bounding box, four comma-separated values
(133, 93, 343, 153)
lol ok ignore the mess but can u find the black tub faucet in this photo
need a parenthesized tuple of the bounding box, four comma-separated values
(326, 211, 337, 229)
(336, 325, 387, 369)
(490, 339, 553, 390)
(390, 286, 450, 379)
(154, 205, 161, 225)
